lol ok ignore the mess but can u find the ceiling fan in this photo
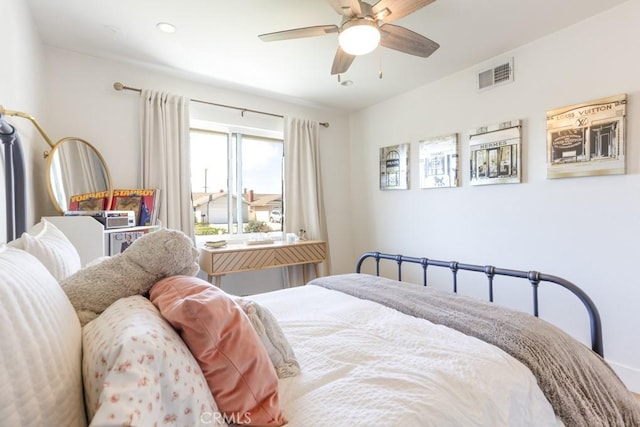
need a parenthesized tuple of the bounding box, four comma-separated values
(258, 0, 440, 76)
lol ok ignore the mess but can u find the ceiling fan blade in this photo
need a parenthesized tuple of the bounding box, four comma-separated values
(331, 47, 356, 75)
(326, 0, 361, 17)
(379, 24, 439, 57)
(259, 25, 338, 42)
(372, 0, 436, 24)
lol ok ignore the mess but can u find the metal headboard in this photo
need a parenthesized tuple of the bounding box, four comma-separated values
(0, 116, 26, 241)
(355, 251, 603, 357)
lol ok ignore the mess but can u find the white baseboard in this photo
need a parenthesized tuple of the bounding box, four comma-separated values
(608, 360, 640, 393)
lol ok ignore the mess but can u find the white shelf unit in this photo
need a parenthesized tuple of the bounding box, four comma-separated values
(44, 216, 159, 266)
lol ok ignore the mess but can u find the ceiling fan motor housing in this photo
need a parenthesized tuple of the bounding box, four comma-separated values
(339, 19, 380, 55)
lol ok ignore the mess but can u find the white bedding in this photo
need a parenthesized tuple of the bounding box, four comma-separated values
(252, 285, 561, 427)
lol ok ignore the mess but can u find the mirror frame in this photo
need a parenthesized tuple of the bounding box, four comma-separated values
(45, 136, 113, 214)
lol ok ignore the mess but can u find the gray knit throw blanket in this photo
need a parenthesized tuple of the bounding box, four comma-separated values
(310, 273, 640, 427)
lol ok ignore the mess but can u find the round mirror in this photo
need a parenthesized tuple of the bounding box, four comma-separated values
(46, 137, 113, 213)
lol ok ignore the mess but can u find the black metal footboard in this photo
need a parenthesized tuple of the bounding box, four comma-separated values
(355, 251, 603, 357)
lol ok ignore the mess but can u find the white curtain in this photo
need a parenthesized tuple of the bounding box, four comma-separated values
(57, 141, 75, 201)
(55, 141, 107, 201)
(283, 116, 330, 286)
(76, 141, 108, 191)
(139, 90, 194, 239)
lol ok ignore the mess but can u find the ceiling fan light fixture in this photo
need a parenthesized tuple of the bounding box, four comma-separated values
(338, 20, 380, 56)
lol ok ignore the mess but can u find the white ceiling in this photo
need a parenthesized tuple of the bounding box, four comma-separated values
(25, 0, 628, 112)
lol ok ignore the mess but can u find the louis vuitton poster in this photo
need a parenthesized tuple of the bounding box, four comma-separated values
(546, 94, 626, 179)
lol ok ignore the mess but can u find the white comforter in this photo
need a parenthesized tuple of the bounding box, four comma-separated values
(252, 284, 560, 427)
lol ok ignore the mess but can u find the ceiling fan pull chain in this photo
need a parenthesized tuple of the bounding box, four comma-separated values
(378, 49, 383, 79)
(337, 74, 341, 83)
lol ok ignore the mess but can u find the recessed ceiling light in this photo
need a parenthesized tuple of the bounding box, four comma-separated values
(156, 22, 176, 33)
(340, 80, 354, 87)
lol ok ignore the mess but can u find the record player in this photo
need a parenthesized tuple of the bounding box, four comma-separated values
(64, 210, 136, 229)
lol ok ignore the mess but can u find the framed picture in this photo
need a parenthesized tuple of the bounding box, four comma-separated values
(419, 133, 459, 189)
(380, 143, 410, 190)
(469, 119, 522, 186)
(546, 94, 626, 178)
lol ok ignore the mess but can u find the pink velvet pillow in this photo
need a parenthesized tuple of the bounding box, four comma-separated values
(149, 275, 286, 427)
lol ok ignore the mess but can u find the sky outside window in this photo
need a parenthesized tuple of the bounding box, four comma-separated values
(190, 130, 283, 195)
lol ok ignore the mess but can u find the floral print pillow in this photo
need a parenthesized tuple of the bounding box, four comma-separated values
(82, 295, 226, 426)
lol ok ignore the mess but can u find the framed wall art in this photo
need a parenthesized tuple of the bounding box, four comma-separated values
(469, 119, 522, 186)
(546, 94, 626, 179)
(380, 143, 410, 190)
(419, 133, 459, 189)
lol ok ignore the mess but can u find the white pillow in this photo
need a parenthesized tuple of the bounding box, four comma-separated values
(233, 296, 301, 379)
(8, 218, 82, 281)
(0, 245, 86, 426)
(82, 295, 225, 427)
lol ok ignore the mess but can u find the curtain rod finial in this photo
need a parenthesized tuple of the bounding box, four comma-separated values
(113, 82, 124, 91)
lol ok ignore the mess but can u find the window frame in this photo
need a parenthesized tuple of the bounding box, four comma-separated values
(190, 120, 284, 241)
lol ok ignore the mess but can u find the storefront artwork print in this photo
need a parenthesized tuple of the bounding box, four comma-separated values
(546, 94, 626, 178)
(380, 143, 410, 190)
(419, 134, 459, 189)
(469, 119, 522, 186)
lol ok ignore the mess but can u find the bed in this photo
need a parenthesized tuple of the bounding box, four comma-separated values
(255, 278, 560, 426)
(3, 221, 640, 427)
(250, 253, 638, 427)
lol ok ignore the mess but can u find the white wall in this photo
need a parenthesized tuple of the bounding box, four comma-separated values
(349, 0, 640, 391)
(0, 0, 47, 242)
(41, 48, 353, 293)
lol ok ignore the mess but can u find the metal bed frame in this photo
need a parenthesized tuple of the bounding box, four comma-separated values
(0, 115, 26, 241)
(356, 251, 603, 357)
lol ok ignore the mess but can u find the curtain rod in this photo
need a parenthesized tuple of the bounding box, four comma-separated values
(113, 82, 329, 128)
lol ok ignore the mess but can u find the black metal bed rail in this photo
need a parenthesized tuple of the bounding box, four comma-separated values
(355, 251, 603, 357)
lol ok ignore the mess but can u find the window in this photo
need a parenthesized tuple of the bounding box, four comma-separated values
(190, 122, 283, 242)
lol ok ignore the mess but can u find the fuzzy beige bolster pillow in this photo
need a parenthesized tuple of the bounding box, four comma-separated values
(61, 228, 199, 326)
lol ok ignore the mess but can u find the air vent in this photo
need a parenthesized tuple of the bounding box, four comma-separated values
(477, 58, 514, 91)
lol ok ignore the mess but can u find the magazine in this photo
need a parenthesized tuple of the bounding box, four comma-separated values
(109, 230, 146, 256)
(68, 190, 111, 211)
(109, 188, 160, 226)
